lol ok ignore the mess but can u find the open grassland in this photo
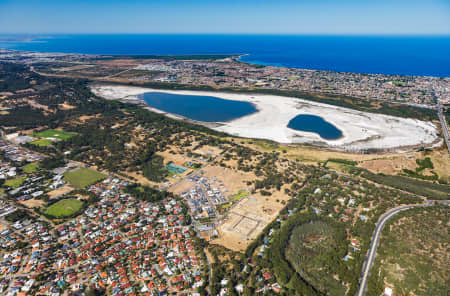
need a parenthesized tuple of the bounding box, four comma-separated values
(22, 162, 39, 173)
(422, 148, 450, 182)
(367, 206, 449, 296)
(33, 129, 75, 140)
(246, 139, 388, 164)
(358, 148, 450, 183)
(249, 139, 450, 183)
(44, 198, 84, 218)
(354, 168, 450, 200)
(30, 139, 53, 147)
(4, 177, 27, 188)
(64, 168, 106, 188)
(323, 157, 450, 200)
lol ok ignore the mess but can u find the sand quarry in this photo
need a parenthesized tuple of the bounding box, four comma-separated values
(91, 84, 440, 151)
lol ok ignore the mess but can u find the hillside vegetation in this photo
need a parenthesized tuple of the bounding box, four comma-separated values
(367, 206, 449, 296)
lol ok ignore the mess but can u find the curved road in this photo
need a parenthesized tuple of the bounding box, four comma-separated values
(356, 202, 430, 296)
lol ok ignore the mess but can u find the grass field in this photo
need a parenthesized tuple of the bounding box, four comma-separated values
(30, 139, 53, 147)
(22, 163, 39, 173)
(44, 198, 84, 218)
(33, 129, 75, 140)
(64, 168, 106, 188)
(4, 177, 27, 188)
(231, 190, 248, 201)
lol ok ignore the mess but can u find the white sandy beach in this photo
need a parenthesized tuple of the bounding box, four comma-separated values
(90, 84, 440, 151)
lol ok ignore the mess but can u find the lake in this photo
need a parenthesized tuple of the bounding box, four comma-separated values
(287, 114, 343, 140)
(140, 92, 343, 140)
(138, 92, 257, 122)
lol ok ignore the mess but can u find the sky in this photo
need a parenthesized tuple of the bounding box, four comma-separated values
(0, 0, 449, 35)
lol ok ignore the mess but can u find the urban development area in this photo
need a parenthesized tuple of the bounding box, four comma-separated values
(0, 49, 448, 296)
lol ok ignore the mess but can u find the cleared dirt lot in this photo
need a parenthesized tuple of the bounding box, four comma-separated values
(201, 165, 255, 194)
(171, 179, 196, 195)
(192, 145, 223, 158)
(171, 165, 254, 196)
(121, 171, 158, 187)
(0, 223, 8, 232)
(47, 185, 74, 199)
(157, 148, 192, 167)
(21, 198, 45, 208)
(213, 188, 289, 251)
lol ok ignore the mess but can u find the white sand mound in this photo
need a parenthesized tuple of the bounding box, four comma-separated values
(90, 85, 440, 152)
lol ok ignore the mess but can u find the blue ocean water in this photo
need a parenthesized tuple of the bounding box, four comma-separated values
(138, 92, 257, 122)
(1, 34, 449, 77)
(287, 114, 342, 140)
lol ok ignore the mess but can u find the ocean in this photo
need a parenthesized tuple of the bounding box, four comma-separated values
(1, 34, 449, 77)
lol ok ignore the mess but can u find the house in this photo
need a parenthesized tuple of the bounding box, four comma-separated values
(384, 287, 393, 296)
(272, 283, 281, 293)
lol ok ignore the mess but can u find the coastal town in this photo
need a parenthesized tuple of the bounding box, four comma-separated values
(1, 49, 449, 108)
(0, 49, 449, 296)
(0, 141, 208, 296)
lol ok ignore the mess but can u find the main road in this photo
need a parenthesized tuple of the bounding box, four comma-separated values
(355, 202, 431, 296)
(437, 101, 450, 154)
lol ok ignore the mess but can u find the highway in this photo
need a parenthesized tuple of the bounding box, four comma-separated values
(437, 101, 450, 154)
(355, 203, 429, 296)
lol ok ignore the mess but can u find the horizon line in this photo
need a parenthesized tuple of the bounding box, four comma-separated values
(1, 32, 450, 37)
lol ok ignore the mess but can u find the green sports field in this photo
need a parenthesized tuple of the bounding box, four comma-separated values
(44, 198, 84, 218)
(64, 168, 106, 188)
(23, 163, 39, 173)
(4, 177, 27, 188)
(33, 129, 75, 140)
(30, 139, 53, 147)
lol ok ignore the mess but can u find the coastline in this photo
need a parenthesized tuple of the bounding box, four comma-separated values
(2, 34, 450, 77)
(90, 84, 441, 152)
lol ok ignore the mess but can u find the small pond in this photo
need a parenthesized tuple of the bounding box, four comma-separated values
(287, 114, 343, 140)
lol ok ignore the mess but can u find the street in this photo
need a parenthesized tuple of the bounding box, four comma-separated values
(356, 203, 428, 296)
(437, 101, 450, 154)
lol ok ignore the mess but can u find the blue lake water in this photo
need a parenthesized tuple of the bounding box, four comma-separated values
(138, 92, 257, 122)
(287, 114, 343, 140)
(1, 34, 449, 77)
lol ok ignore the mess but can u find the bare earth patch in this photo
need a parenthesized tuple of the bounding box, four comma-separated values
(58, 102, 76, 110)
(201, 165, 255, 195)
(121, 171, 158, 187)
(21, 198, 45, 208)
(48, 185, 74, 199)
(213, 189, 289, 251)
(170, 179, 196, 195)
(0, 224, 8, 232)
